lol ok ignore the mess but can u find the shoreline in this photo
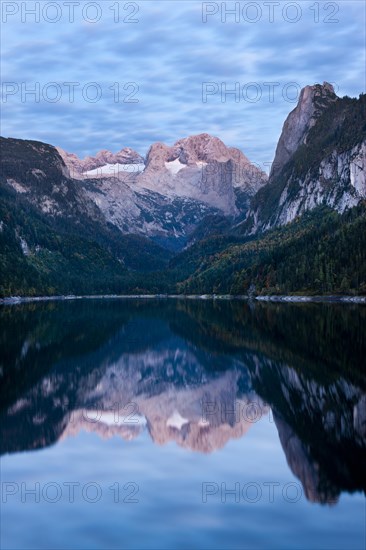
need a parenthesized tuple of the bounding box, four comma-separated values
(255, 295, 366, 304)
(1, 294, 365, 305)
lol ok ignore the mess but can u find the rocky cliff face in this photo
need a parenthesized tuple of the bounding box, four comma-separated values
(271, 141, 366, 227)
(58, 133, 267, 217)
(75, 133, 267, 219)
(245, 85, 366, 234)
(4, 86, 364, 249)
(138, 134, 266, 215)
(270, 82, 338, 179)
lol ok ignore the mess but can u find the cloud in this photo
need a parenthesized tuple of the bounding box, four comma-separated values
(1, 0, 365, 169)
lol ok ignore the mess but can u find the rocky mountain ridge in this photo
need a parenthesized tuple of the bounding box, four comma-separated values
(56, 146, 144, 177)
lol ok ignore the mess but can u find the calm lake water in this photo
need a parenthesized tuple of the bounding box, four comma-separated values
(1, 299, 365, 550)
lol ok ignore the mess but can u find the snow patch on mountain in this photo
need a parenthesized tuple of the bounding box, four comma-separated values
(57, 146, 144, 179)
(165, 158, 186, 175)
(83, 163, 145, 177)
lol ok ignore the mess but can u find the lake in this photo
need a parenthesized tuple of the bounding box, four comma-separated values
(1, 299, 365, 549)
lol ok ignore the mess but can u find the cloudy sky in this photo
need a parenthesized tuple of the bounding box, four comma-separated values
(1, 0, 365, 171)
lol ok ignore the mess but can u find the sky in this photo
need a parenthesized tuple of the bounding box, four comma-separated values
(1, 0, 365, 172)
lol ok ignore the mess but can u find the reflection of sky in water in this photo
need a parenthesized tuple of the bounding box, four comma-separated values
(2, 418, 364, 550)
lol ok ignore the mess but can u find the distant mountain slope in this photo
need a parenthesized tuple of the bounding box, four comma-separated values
(1, 133, 267, 252)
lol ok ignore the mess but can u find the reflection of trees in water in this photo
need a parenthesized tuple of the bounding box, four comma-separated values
(0, 299, 365, 503)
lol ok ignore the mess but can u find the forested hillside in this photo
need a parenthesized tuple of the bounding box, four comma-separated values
(1, 198, 365, 296)
(174, 204, 366, 296)
(0, 186, 171, 296)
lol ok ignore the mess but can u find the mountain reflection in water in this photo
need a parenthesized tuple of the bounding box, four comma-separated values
(1, 299, 365, 506)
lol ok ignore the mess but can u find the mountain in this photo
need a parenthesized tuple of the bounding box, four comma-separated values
(245, 84, 366, 233)
(0, 137, 178, 295)
(138, 133, 266, 215)
(1, 83, 365, 297)
(65, 133, 267, 248)
(0, 132, 267, 295)
(171, 84, 366, 296)
(1, 133, 267, 253)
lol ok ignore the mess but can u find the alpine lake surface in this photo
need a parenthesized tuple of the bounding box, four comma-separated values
(1, 298, 365, 550)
